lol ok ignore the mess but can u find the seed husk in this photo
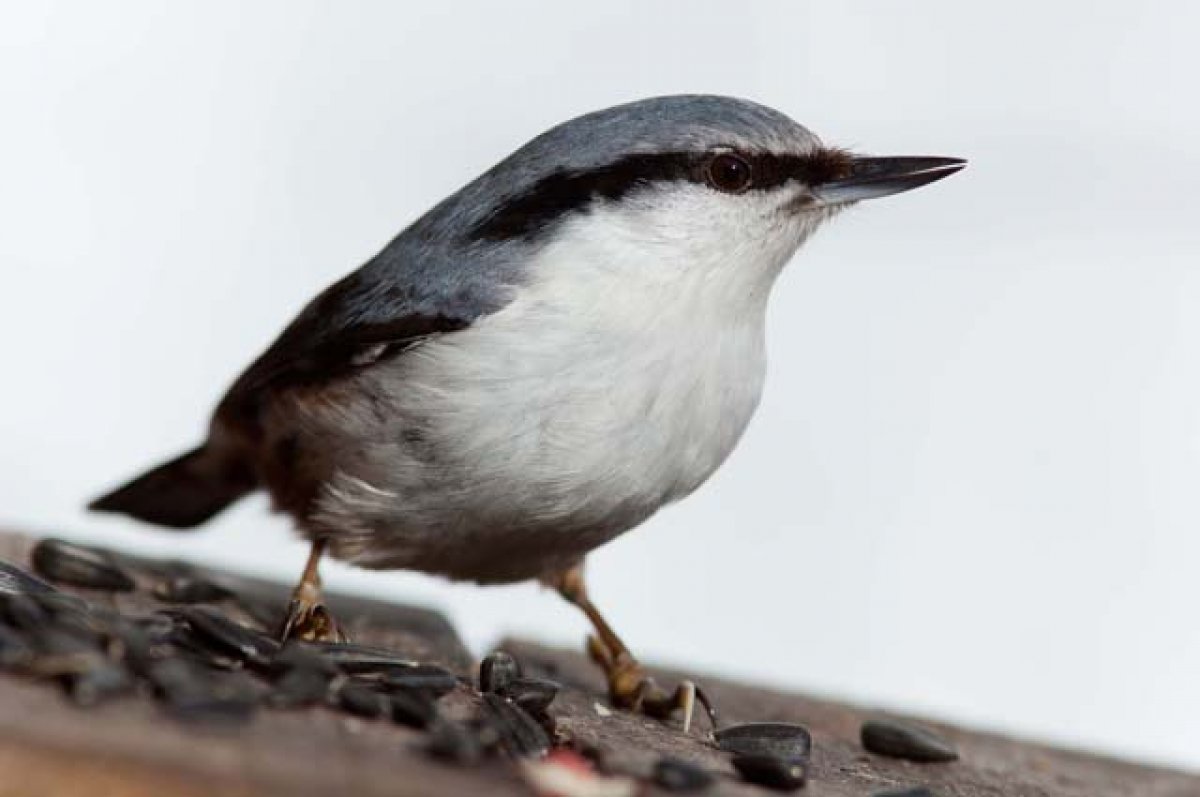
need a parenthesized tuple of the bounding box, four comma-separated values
(478, 650, 521, 694)
(31, 539, 135, 592)
(653, 757, 715, 792)
(731, 754, 808, 791)
(714, 722, 813, 762)
(861, 719, 958, 763)
(481, 692, 549, 758)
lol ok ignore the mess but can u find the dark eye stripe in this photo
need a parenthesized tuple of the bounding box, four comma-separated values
(470, 148, 852, 241)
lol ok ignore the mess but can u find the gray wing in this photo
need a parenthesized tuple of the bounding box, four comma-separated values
(214, 264, 482, 436)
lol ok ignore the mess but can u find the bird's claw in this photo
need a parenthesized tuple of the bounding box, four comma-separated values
(278, 597, 347, 643)
(589, 634, 718, 733)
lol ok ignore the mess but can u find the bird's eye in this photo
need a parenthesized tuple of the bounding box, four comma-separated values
(704, 152, 753, 193)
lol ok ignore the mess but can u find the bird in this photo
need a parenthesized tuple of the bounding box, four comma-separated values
(90, 94, 964, 730)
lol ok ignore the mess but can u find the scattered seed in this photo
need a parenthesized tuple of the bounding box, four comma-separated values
(653, 757, 715, 792)
(861, 719, 958, 763)
(31, 539, 135, 592)
(873, 789, 934, 797)
(0, 622, 33, 668)
(171, 607, 279, 669)
(0, 559, 58, 595)
(424, 719, 484, 765)
(731, 754, 808, 791)
(153, 575, 234, 604)
(479, 650, 521, 694)
(389, 688, 438, 729)
(334, 681, 391, 719)
(307, 641, 420, 675)
(482, 692, 550, 758)
(714, 722, 812, 762)
(147, 658, 260, 726)
(506, 676, 559, 716)
(377, 663, 459, 698)
(65, 662, 134, 706)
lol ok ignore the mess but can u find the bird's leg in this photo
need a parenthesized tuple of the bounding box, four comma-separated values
(278, 538, 347, 643)
(544, 562, 718, 733)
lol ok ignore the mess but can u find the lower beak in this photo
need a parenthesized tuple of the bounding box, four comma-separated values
(814, 156, 966, 205)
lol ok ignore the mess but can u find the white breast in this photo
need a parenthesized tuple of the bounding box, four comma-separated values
(315, 189, 811, 581)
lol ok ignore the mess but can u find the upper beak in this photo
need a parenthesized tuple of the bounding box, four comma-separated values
(814, 156, 966, 205)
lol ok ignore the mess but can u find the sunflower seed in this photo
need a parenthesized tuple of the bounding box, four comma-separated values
(31, 539, 135, 592)
(714, 722, 812, 762)
(333, 680, 390, 718)
(307, 641, 419, 675)
(148, 658, 260, 725)
(377, 663, 459, 698)
(731, 754, 808, 791)
(389, 688, 438, 729)
(481, 692, 549, 758)
(0, 559, 58, 595)
(66, 661, 134, 706)
(424, 719, 485, 765)
(478, 650, 520, 694)
(153, 575, 235, 604)
(873, 789, 934, 797)
(861, 719, 958, 763)
(506, 676, 559, 716)
(653, 757, 715, 792)
(171, 607, 279, 669)
(0, 622, 33, 669)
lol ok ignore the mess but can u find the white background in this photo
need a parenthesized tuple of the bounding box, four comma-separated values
(2, 1, 1198, 771)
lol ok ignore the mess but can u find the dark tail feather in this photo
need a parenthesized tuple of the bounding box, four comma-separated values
(89, 445, 256, 529)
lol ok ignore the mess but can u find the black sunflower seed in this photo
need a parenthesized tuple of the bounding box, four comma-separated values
(0, 622, 33, 669)
(478, 650, 520, 694)
(377, 663, 459, 698)
(148, 658, 260, 725)
(714, 722, 812, 762)
(424, 719, 485, 765)
(389, 688, 438, 729)
(268, 665, 332, 708)
(0, 559, 58, 595)
(153, 575, 235, 604)
(861, 719, 958, 763)
(481, 692, 549, 758)
(333, 681, 390, 719)
(307, 641, 419, 675)
(0, 592, 49, 631)
(653, 757, 715, 792)
(505, 676, 559, 716)
(873, 788, 934, 797)
(31, 539, 135, 592)
(731, 754, 808, 791)
(65, 661, 134, 706)
(171, 607, 279, 669)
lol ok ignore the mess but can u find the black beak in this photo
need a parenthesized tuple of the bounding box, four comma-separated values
(814, 156, 966, 205)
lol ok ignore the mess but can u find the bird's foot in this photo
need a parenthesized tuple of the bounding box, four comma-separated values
(587, 635, 718, 733)
(278, 588, 347, 643)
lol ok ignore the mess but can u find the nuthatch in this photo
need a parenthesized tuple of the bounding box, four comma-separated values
(92, 95, 965, 729)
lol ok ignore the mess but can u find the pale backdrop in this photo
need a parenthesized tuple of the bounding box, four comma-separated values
(1, 1, 1197, 770)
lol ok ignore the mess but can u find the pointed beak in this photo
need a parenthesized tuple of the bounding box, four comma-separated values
(814, 155, 966, 206)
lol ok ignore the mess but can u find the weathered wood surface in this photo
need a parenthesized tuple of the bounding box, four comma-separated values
(0, 530, 1195, 797)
